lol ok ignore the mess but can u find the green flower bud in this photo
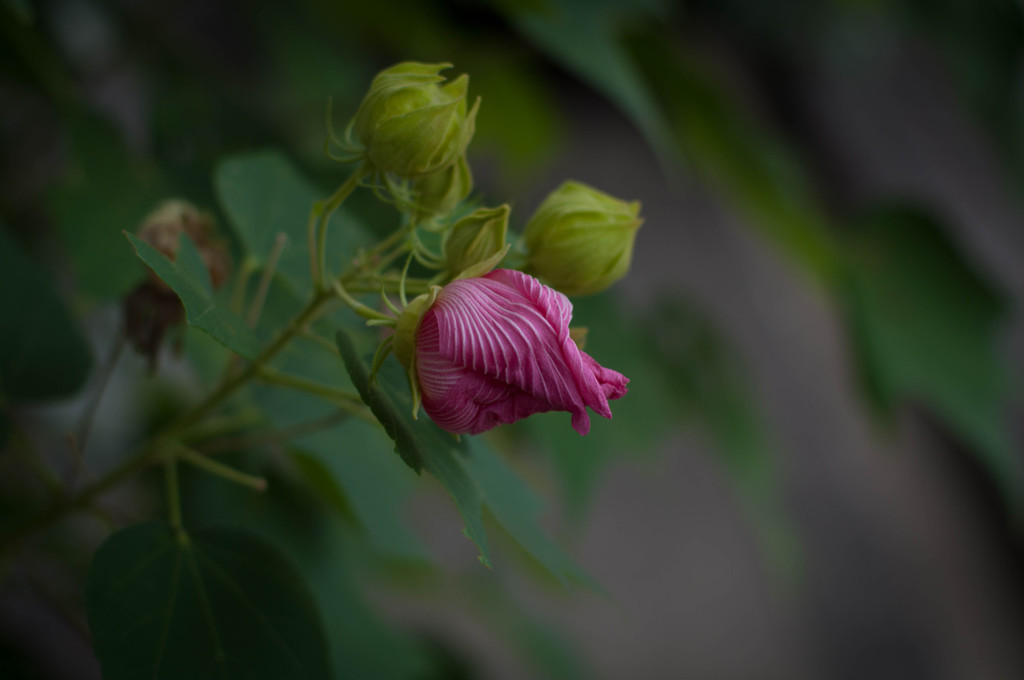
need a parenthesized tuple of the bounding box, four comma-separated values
(523, 181, 642, 297)
(352, 62, 480, 178)
(444, 205, 509, 276)
(410, 154, 473, 221)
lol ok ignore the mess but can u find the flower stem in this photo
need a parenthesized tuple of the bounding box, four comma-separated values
(348, 277, 435, 296)
(165, 457, 183, 528)
(0, 286, 334, 555)
(247, 231, 288, 328)
(196, 411, 350, 456)
(166, 287, 334, 439)
(175, 445, 267, 492)
(298, 328, 340, 356)
(257, 366, 361, 405)
(74, 329, 126, 458)
(317, 167, 366, 289)
(0, 439, 162, 556)
(256, 367, 376, 425)
(331, 278, 395, 323)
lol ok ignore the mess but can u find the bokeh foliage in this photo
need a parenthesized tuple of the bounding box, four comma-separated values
(1, 0, 1021, 678)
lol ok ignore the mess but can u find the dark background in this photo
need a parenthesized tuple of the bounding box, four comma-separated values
(1, 0, 1023, 678)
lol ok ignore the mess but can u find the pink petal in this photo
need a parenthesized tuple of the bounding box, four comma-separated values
(415, 269, 628, 435)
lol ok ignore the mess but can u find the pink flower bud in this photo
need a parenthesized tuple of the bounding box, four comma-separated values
(402, 269, 628, 435)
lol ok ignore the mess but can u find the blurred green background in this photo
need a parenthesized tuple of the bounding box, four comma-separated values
(1, 0, 1023, 678)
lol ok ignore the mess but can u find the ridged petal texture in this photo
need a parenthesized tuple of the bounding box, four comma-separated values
(416, 269, 628, 435)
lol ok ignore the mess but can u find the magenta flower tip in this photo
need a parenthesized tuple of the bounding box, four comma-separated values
(412, 269, 628, 435)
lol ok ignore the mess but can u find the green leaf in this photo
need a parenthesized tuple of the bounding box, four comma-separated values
(336, 328, 491, 566)
(126, 232, 262, 359)
(465, 439, 598, 589)
(291, 420, 429, 562)
(842, 204, 1022, 510)
(48, 112, 169, 300)
(215, 151, 370, 298)
(463, 571, 594, 680)
(238, 279, 427, 562)
(86, 522, 330, 680)
(500, 0, 676, 165)
(183, 459, 433, 680)
(337, 329, 596, 585)
(0, 224, 92, 401)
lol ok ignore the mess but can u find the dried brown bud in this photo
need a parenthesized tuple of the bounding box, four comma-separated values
(137, 200, 230, 290)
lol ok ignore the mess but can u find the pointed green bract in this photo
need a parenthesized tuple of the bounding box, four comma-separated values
(86, 522, 330, 680)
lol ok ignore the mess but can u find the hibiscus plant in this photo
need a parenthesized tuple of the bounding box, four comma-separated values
(1, 62, 642, 679)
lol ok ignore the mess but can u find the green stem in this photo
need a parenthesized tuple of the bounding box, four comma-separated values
(348, 277, 435, 296)
(307, 202, 322, 286)
(331, 278, 396, 323)
(165, 457, 182, 528)
(257, 367, 372, 424)
(317, 167, 366, 289)
(9, 425, 62, 498)
(230, 258, 257, 315)
(0, 287, 334, 555)
(75, 330, 126, 458)
(178, 407, 267, 446)
(298, 329, 340, 356)
(166, 288, 334, 439)
(196, 411, 350, 456)
(176, 445, 267, 492)
(247, 231, 288, 328)
(0, 439, 162, 556)
(372, 237, 414, 273)
(366, 224, 409, 260)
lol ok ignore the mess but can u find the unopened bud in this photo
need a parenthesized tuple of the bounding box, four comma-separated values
(411, 154, 472, 221)
(352, 62, 479, 178)
(523, 181, 642, 297)
(444, 205, 509, 276)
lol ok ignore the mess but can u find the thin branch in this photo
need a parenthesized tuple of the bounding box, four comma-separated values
(298, 328, 341, 356)
(196, 411, 350, 455)
(165, 457, 183, 528)
(175, 445, 267, 492)
(74, 330, 127, 459)
(247, 232, 288, 328)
